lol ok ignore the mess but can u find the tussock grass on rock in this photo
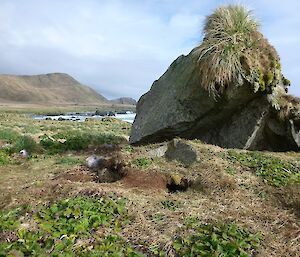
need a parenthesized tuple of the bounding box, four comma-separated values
(195, 5, 281, 97)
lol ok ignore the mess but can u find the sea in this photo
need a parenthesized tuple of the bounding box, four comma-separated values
(33, 111, 136, 123)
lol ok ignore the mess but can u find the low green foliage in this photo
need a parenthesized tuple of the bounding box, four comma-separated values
(133, 157, 151, 168)
(0, 151, 11, 165)
(225, 166, 237, 175)
(124, 145, 135, 153)
(0, 205, 29, 231)
(173, 217, 262, 257)
(149, 213, 166, 223)
(55, 156, 83, 165)
(227, 150, 300, 187)
(39, 132, 124, 154)
(160, 200, 181, 211)
(0, 195, 144, 256)
(0, 129, 20, 142)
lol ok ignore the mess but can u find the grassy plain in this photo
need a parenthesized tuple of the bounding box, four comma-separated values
(0, 108, 299, 256)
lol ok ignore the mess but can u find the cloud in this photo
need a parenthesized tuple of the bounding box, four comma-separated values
(0, 0, 299, 99)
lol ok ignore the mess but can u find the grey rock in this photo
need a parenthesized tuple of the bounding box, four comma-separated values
(147, 144, 168, 158)
(129, 49, 300, 151)
(165, 139, 199, 167)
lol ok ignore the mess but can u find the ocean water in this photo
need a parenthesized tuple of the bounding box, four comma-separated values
(33, 112, 136, 123)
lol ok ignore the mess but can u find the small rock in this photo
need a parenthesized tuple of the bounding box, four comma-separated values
(165, 139, 199, 167)
(19, 149, 29, 158)
(86, 155, 105, 169)
(147, 144, 168, 158)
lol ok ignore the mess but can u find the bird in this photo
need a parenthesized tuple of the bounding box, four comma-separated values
(86, 155, 105, 170)
(19, 149, 29, 158)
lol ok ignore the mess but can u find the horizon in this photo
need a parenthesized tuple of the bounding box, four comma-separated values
(0, 0, 299, 100)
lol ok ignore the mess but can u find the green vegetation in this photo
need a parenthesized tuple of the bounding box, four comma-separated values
(0, 112, 129, 156)
(0, 110, 298, 256)
(55, 156, 83, 165)
(14, 135, 38, 153)
(0, 195, 144, 257)
(40, 132, 123, 154)
(160, 200, 181, 211)
(173, 217, 262, 257)
(195, 5, 282, 97)
(227, 150, 300, 187)
(132, 157, 152, 168)
(0, 151, 11, 165)
(0, 129, 20, 142)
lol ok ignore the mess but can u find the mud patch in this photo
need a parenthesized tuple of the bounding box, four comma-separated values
(122, 169, 167, 191)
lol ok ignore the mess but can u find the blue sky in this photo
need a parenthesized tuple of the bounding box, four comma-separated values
(0, 0, 299, 99)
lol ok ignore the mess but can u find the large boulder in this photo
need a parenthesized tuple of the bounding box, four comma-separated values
(130, 50, 299, 151)
(130, 6, 300, 152)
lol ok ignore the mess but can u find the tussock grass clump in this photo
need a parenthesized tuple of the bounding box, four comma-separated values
(13, 135, 38, 153)
(195, 5, 281, 97)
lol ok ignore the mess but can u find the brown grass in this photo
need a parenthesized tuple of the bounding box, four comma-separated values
(275, 94, 300, 120)
(194, 5, 280, 97)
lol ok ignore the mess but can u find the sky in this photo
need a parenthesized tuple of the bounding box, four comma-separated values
(0, 0, 299, 100)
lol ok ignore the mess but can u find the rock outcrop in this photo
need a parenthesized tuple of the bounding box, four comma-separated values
(130, 5, 300, 152)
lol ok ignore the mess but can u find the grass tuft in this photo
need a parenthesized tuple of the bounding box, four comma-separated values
(195, 5, 281, 97)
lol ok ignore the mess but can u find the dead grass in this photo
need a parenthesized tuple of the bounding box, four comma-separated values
(277, 94, 300, 120)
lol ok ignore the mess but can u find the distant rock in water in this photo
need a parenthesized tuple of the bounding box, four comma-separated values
(0, 73, 108, 105)
(130, 5, 300, 151)
(111, 97, 137, 105)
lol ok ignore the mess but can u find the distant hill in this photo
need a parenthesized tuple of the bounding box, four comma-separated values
(0, 73, 108, 105)
(111, 97, 137, 106)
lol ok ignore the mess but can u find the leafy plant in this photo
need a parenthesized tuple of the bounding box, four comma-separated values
(0, 195, 144, 256)
(227, 150, 300, 187)
(173, 218, 262, 257)
(0, 205, 29, 232)
(150, 213, 166, 223)
(160, 200, 181, 211)
(133, 157, 151, 168)
(0, 151, 10, 165)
